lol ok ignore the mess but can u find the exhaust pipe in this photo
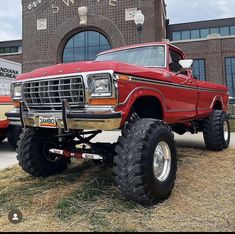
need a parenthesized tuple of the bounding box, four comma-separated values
(49, 149, 103, 160)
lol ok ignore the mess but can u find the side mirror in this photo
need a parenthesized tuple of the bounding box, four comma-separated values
(179, 59, 193, 70)
(179, 59, 193, 69)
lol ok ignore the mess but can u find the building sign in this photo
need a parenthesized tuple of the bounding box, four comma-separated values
(0, 67, 19, 79)
(0, 59, 21, 96)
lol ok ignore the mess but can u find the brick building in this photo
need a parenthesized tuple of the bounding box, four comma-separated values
(168, 17, 235, 98)
(1, 0, 235, 100)
(21, 0, 166, 72)
(0, 40, 22, 64)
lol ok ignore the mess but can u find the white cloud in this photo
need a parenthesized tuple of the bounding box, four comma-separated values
(0, 0, 22, 41)
(165, 0, 235, 24)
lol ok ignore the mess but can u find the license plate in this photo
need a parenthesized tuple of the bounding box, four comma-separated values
(39, 116, 57, 128)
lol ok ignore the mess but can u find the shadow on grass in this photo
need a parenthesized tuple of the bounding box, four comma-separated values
(0, 160, 94, 212)
(55, 166, 148, 232)
(0, 160, 153, 231)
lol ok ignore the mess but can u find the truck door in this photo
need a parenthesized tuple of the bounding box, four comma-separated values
(168, 48, 198, 121)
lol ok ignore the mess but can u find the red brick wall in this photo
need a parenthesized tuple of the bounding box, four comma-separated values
(172, 36, 235, 86)
(22, 0, 166, 72)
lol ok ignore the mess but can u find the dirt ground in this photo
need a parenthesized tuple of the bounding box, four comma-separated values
(0, 146, 234, 232)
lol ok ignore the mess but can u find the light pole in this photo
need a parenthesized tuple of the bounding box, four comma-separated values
(134, 10, 145, 44)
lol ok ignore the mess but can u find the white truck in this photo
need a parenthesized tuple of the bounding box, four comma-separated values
(0, 58, 22, 148)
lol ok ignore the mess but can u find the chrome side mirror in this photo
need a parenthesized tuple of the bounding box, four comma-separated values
(179, 59, 193, 69)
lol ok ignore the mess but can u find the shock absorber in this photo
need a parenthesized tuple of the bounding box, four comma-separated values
(49, 149, 103, 160)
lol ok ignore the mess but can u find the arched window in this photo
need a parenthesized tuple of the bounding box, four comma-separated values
(63, 31, 111, 63)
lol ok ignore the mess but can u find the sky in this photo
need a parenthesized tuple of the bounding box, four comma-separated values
(1, 0, 235, 41)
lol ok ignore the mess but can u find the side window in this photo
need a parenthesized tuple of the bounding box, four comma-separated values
(169, 50, 183, 73)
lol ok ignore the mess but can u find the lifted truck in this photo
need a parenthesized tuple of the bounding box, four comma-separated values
(7, 42, 230, 205)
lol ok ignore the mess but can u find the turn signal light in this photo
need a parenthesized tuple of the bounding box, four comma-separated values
(118, 74, 130, 81)
(89, 98, 118, 105)
(14, 101, 20, 108)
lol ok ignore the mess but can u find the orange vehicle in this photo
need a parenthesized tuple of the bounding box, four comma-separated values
(0, 58, 22, 148)
(0, 96, 13, 140)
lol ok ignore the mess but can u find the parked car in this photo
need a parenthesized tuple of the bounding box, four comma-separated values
(0, 59, 22, 148)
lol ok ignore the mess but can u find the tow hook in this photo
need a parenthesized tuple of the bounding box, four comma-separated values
(49, 149, 103, 160)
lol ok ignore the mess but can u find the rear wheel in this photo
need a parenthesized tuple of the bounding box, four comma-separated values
(17, 128, 70, 177)
(114, 119, 177, 206)
(203, 110, 230, 151)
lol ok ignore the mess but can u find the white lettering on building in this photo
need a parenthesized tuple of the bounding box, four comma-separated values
(52, 4, 60, 14)
(109, 0, 117, 6)
(62, 0, 75, 7)
(51, 0, 118, 14)
(96, 0, 117, 6)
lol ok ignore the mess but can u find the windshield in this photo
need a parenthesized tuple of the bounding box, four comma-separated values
(96, 45, 166, 67)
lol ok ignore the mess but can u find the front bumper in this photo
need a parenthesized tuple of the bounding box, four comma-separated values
(6, 101, 122, 131)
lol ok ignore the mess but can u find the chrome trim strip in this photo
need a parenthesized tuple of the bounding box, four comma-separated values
(12, 70, 115, 83)
(118, 86, 166, 109)
(198, 88, 227, 93)
(131, 76, 198, 91)
(131, 76, 227, 93)
(210, 95, 224, 109)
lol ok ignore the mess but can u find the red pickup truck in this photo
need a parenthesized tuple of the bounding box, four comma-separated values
(7, 42, 230, 205)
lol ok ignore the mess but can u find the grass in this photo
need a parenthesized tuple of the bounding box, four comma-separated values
(0, 147, 235, 232)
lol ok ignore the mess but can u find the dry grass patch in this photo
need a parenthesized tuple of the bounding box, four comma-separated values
(0, 147, 234, 232)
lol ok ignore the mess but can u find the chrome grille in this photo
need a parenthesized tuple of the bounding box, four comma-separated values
(22, 76, 85, 110)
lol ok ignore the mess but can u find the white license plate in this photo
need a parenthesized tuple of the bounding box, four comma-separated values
(39, 116, 57, 128)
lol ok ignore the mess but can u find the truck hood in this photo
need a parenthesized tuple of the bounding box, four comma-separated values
(15, 61, 228, 92)
(16, 61, 168, 82)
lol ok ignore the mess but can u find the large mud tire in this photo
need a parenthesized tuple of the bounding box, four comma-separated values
(203, 110, 230, 151)
(17, 128, 70, 177)
(114, 119, 177, 206)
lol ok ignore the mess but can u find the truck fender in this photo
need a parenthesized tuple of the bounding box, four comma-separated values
(210, 95, 224, 111)
(116, 87, 165, 126)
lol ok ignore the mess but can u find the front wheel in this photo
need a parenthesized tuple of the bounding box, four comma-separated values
(114, 119, 177, 206)
(17, 128, 70, 177)
(203, 110, 230, 151)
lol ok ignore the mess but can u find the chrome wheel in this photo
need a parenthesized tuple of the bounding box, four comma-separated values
(153, 141, 171, 182)
(223, 121, 229, 142)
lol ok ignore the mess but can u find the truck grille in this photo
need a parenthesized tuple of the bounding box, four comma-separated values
(22, 76, 85, 110)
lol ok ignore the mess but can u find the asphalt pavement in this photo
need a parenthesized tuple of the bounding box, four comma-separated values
(0, 132, 234, 171)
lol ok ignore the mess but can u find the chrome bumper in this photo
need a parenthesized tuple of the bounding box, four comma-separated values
(6, 101, 122, 131)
